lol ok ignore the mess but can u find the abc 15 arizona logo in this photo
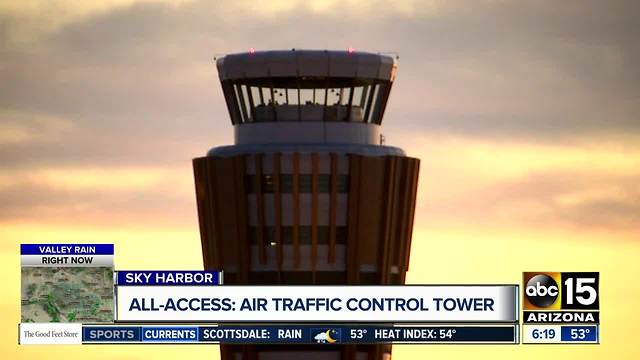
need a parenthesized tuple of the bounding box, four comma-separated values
(523, 272, 599, 323)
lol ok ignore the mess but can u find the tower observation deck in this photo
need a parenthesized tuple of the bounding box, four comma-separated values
(193, 50, 420, 360)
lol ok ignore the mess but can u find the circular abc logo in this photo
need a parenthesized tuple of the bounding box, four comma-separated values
(525, 274, 559, 307)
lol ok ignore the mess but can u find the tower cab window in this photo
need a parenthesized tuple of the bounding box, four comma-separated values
(222, 78, 390, 124)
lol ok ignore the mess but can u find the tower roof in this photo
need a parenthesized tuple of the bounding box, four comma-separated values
(216, 49, 396, 82)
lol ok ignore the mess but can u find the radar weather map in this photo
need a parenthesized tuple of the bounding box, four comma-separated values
(21, 267, 114, 323)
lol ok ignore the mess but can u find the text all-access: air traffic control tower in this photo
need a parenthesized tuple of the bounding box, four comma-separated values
(193, 49, 420, 360)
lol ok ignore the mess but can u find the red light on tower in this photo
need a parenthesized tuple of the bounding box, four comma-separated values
(347, 46, 355, 53)
(248, 47, 256, 54)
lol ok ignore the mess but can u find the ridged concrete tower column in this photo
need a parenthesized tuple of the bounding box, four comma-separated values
(193, 49, 420, 360)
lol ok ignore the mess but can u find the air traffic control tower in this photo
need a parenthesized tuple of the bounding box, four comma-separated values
(193, 49, 420, 360)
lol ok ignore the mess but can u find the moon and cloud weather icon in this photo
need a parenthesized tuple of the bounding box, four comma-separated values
(313, 329, 341, 344)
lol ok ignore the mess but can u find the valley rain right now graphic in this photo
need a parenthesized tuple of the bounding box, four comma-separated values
(20, 244, 115, 323)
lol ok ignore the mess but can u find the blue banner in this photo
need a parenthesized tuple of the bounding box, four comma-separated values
(141, 327, 199, 342)
(199, 325, 516, 344)
(21, 244, 114, 255)
(116, 271, 222, 286)
(561, 326, 598, 342)
(82, 324, 517, 344)
(83, 326, 141, 342)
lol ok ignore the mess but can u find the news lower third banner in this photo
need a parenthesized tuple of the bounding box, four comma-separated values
(18, 243, 601, 346)
(115, 281, 518, 323)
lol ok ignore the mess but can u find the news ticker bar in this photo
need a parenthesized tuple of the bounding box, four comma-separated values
(522, 325, 599, 344)
(19, 323, 519, 345)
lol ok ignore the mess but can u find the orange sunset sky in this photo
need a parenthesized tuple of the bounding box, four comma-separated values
(1, 0, 639, 358)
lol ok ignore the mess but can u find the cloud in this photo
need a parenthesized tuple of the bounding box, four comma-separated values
(0, 1, 638, 235)
(406, 134, 640, 231)
(1, 0, 638, 142)
(0, 167, 186, 191)
(0, 108, 227, 170)
(0, 0, 195, 49)
(0, 165, 196, 226)
(420, 169, 640, 231)
(0, 109, 72, 145)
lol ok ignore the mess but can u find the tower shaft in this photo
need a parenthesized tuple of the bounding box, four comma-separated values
(193, 50, 420, 360)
